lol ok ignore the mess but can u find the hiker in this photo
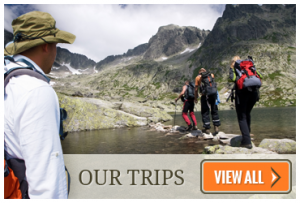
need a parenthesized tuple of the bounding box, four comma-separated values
(175, 80, 197, 131)
(229, 56, 263, 149)
(194, 68, 220, 135)
(4, 11, 75, 198)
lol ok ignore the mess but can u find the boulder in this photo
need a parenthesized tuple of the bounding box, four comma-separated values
(148, 117, 161, 123)
(258, 139, 296, 154)
(72, 91, 83, 97)
(58, 93, 149, 131)
(203, 133, 214, 140)
(230, 135, 243, 147)
(172, 125, 186, 132)
(204, 145, 277, 154)
(180, 130, 202, 139)
(120, 102, 172, 121)
(84, 92, 93, 98)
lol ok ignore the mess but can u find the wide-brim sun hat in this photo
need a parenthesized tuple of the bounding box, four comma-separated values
(4, 11, 76, 56)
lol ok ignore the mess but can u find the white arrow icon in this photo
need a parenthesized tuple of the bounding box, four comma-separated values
(272, 172, 277, 182)
(271, 167, 281, 188)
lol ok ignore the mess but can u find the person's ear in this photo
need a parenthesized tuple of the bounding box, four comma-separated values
(41, 43, 49, 53)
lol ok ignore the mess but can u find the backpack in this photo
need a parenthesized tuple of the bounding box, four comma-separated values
(4, 159, 22, 199)
(4, 56, 70, 198)
(200, 72, 217, 96)
(184, 82, 195, 100)
(234, 56, 261, 90)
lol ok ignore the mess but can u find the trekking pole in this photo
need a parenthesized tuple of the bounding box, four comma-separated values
(174, 102, 177, 126)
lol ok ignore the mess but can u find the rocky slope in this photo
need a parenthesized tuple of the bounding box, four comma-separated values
(58, 93, 172, 131)
(189, 4, 296, 109)
(143, 24, 209, 60)
(4, 4, 296, 112)
(50, 24, 211, 112)
(53, 47, 96, 75)
(95, 24, 209, 71)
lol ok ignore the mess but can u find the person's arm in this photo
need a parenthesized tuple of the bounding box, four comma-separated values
(194, 76, 202, 104)
(228, 67, 236, 82)
(175, 85, 187, 102)
(257, 70, 263, 79)
(15, 86, 67, 199)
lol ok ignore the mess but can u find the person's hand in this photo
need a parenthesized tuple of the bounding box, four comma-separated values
(175, 98, 178, 103)
(194, 98, 198, 104)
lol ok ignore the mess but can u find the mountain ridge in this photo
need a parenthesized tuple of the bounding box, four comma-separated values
(4, 4, 296, 111)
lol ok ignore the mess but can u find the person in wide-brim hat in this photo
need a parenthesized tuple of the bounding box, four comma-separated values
(4, 11, 76, 56)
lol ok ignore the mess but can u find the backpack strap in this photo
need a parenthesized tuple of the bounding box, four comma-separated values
(5, 68, 49, 88)
(4, 57, 50, 94)
(4, 56, 50, 85)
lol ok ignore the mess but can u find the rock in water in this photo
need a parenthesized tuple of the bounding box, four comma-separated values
(258, 139, 296, 154)
(203, 133, 214, 140)
(217, 132, 230, 139)
(230, 135, 243, 147)
(204, 145, 277, 154)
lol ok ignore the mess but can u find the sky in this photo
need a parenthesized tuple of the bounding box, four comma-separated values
(4, 4, 225, 62)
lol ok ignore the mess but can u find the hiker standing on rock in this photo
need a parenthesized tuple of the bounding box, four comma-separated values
(229, 56, 263, 149)
(194, 68, 220, 136)
(4, 11, 75, 198)
(175, 80, 198, 131)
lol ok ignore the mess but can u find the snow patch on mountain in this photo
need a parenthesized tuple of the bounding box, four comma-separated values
(63, 63, 82, 75)
(94, 66, 98, 73)
(180, 48, 195, 54)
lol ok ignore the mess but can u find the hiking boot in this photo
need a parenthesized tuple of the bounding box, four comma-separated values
(213, 126, 219, 136)
(202, 128, 210, 134)
(192, 125, 198, 130)
(240, 143, 253, 149)
(186, 125, 193, 131)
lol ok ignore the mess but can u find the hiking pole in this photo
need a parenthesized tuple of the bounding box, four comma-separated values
(174, 102, 177, 126)
(226, 91, 232, 102)
(226, 84, 236, 102)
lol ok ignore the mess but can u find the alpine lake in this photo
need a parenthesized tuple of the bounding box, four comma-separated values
(61, 107, 296, 154)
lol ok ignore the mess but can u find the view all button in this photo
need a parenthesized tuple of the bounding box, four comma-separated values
(200, 160, 292, 194)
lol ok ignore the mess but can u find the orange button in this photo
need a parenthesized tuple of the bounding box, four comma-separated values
(201, 159, 292, 194)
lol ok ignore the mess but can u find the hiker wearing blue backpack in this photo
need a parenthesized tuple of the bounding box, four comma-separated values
(175, 80, 198, 131)
(194, 68, 221, 136)
(229, 56, 263, 149)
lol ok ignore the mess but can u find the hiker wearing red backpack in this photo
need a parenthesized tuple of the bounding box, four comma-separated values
(4, 11, 75, 198)
(229, 56, 263, 149)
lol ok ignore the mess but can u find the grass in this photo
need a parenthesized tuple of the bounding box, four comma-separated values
(113, 80, 119, 87)
(153, 82, 161, 89)
(287, 54, 291, 65)
(268, 70, 284, 80)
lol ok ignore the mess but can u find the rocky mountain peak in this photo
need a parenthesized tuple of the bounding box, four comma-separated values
(143, 24, 210, 60)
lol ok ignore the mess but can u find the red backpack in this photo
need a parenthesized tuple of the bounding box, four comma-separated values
(4, 159, 22, 199)
(234, 58, 261, 90)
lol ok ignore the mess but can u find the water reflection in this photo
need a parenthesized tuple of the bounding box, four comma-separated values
(62, 107, 296, 154)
